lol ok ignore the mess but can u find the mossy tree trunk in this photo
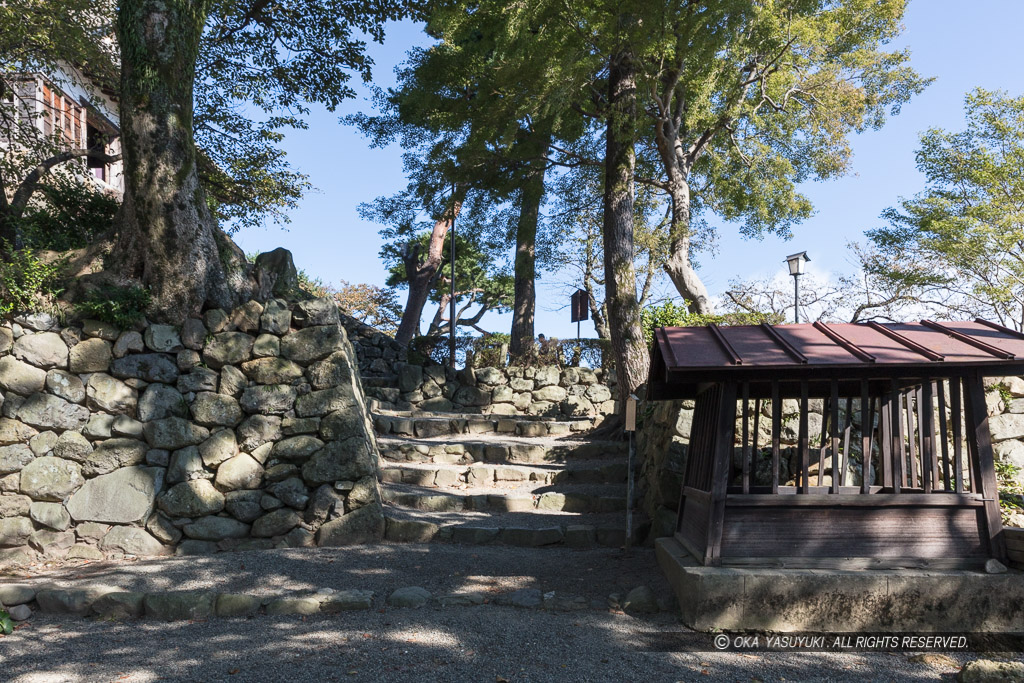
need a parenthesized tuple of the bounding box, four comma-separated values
(114, 0, 254, 323)
(509, 132, 550, 360)
(602, 46, 649, 403)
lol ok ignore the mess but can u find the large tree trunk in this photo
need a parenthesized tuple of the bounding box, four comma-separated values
(394, 199, 461, 346)
(602, 47, 649, 403)
(654, 120, 713, 315)
(509, 135, 550, 359)
(663, 173, 712, 314)
(114, 0, 254, 323)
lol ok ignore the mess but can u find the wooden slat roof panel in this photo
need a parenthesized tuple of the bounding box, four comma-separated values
(651, 320, 1023, 377)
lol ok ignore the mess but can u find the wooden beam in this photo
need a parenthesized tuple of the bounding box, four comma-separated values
(861, 381, 871, 494)
(705, 382, 738, 566)
(799, 381, 810, 494)
(830, 380, 840, 494)
(771, 380, 781, 495)
(891, 381, 904, 494)
(937, 380, 952, 492)
(963, 372, 1008, 562)
(741, 382, 750, 494)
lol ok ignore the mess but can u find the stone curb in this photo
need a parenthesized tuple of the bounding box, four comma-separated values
(0, 582, 672, 622)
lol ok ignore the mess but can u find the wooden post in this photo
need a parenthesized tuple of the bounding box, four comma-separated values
(830, 380, 840, 493)
(771, 380, 781, 495)
(705, 382, 737, 566)
(799, 381, 810, 494)
(963, 372, 1007, 562)
(890, 381, 904, 494)
(861, 380, 871, 494)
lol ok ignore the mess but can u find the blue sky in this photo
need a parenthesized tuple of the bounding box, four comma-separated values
(233, 0, 1024, 339)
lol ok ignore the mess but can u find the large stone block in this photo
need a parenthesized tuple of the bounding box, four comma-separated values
(53, 431, 92, 462)
(16, 393, 88, 430)
(239, 384, 296, 415)
(0, 417, 38, 446)
(138, 384, 188, 422)
(296, 386, 356, 417)
(158, 480, 225, 517)
(176, 367, 219, 394)
(251, 508, 301, 537)
(45, 369, 86, 404)
(316, 502, 384, 545)
(183, 515, 251, 541)
(0, 357, 47, 395)
(13, 332, 68, 369)
(240, 357, 303, 384)
(202, 332, 255, 369)
(191, 392, 243, 426)
(99, 526, 168, 556)
(82, 438, 148, 476)
(110, 353, 179, 384)
(144, 591, 218, 620)
(167, 446, 206, 484)
(301, 438, 375, 485)
(307, 352, 354, 390)
(0, 444, 34, 476)
(199, 430, 237, 467)
(0, 516, 34, 546)
(29, 501, 70, 530)
(281, 325, 343, 363)
(292, 298, 340, 327)
(236, 414, 282, 451)
(214, 453, 264, 491)
(0, 493, 31, 518)
(453, 386, 490, 407)
(989, 413, 1024, 442)
(260, 299, 291, 335)
(86, 373, 138, 415)
(19, 456, 84, 501)
(69, 338, 112, 373)
(143, 417, 209, 450)
(67, 466, 164, 524)
(319, 409, 369, 441)
(144, 324, 183, 353)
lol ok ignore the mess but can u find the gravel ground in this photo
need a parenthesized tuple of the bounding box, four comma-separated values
(381, 504, 630, 529)
(5, 545, 1022, 682)
(2, 608, 1013, 682)
(8, 545, 671, 600)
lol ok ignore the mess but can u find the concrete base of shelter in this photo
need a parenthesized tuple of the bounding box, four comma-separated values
(655, 537, 1024, 632)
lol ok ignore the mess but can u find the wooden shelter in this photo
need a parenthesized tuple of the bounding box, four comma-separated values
(647, 319, 1023, 569)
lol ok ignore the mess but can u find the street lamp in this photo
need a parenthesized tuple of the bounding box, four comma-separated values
(785, 251, 810, 324)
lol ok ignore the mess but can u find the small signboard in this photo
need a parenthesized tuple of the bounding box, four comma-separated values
(570, 289, 589, 323)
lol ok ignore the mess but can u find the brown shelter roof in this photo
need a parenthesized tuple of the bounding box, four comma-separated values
(647, 319, 1024, 399)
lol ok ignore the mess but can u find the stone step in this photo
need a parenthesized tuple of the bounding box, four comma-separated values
(382, 507, 639, 549)
(377, 436, 627, 465)
(374, 414, 598, 439)
(380, 481, 626, 514)
(380, 461, 629, 487)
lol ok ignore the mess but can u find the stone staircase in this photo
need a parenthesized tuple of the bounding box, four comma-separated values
(372, 410, 637, 548)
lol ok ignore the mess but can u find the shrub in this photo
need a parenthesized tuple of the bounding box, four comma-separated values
(640, 300, 782, 344)
(18, 179, 119, 251)
(0, 246, 64, 317)
(76, 285, 151, 329)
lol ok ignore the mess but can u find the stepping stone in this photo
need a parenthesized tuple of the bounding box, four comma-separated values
(266, 597, 320, 616)
(385, 518, 439, 542)
(320, 590, 374, 612)
(451, 526, 500, 544)
(216, 594, 261, 617)
(387, 586, 431, 608)
(500, 527, 564, 547)
(495, 588, 542, 609)
(143, 591, 217, 621)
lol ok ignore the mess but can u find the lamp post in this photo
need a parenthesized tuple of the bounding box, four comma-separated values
(785, 251, 810, 324)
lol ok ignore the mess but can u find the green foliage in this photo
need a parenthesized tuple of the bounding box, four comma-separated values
(640, 300, 780, 345)
(77, 285, 151, 329)
(867, 89, 1024, 328)
(0, 607, 13, 635)
(995, 459, 1024, 522)
(18, 180, 119, 251)
(0, 246, 64, 317)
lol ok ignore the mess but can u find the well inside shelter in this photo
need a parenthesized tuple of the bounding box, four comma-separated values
(647, 319, 1021, 569)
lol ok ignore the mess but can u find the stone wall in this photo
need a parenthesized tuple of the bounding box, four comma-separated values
(366, 363, 618, 419)
(0, 297, 384, 567)
(636, 378, 1024, 542)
